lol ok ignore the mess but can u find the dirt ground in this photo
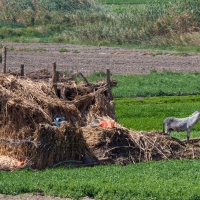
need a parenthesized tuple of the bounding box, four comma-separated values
(0, 194, 94, 200)
(1, 42, 200, 75)
(1, 42, 200, 200)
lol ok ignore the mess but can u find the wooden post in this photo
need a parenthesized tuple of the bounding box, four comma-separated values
(56, 71, 59, 82)
(20, 64, 24, 78)
(106, 69, 111, 101)
(2, 46, 6, 73)
(52, 62, 57, 95)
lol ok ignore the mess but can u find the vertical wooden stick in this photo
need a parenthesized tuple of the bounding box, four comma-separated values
(56, 71, 59, 82)
(52, 62, 57, 95)
(2, 46, 7, 73)
(106, 69, 111, 101)
(20, 64, 24, 78)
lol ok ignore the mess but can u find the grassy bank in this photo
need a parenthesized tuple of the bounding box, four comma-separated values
(0, 0, 200, 50)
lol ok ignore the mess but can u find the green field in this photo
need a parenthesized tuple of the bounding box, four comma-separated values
(112, 71, 200, 98)
(86, 71, 200, 98)
(115, 96, 200, 139)
(1, 160, 200, 199)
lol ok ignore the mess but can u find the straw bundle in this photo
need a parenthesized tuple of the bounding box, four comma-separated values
(82, 123, 200, 165)
(0, 156, 28, 171)
(0, 72, 116, 170)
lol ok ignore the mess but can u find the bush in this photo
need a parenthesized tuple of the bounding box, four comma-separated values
(59, 48, 70, 53)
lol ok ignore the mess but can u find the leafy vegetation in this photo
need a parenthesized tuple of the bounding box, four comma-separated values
(59, 48, 70, 53)
(98, 0, 170, 4)
(1, 160, 200, 199)
(0, 0, 200, 50)
(72, 50, 80, 53)
(99, 0, 146, 4)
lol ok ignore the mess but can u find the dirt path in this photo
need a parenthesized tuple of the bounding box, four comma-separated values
(0, 194, 94, 200)
(1, 42, 200, 75)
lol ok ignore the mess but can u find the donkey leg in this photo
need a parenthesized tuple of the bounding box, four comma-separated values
(167, 128, 171, 136)
(165, 126, 170, 135)
(187, 130, 190, 143)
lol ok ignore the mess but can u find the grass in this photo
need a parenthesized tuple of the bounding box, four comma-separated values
(72, 50, 80, 53)
(1, 75, 199, 199)
(114, 95, 200, 138)
(99, 0, 147, 4)
(1, 72, 200, 198)
(98, 0, 170, 4)
(84, 71, 200, 98)
(59, 48, 70, 53)
(7, 47, 46, 52)
(112, 71, 200, 98)
(1, 159, 200, 199)
(0, 0, 200, 50)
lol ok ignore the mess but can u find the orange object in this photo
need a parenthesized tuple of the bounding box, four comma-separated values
(13, 158, 25, 167)
(99, 121, 115, 128)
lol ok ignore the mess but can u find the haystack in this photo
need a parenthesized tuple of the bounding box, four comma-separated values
(82, 122, 200, 165)
(0, 72, 116, 170)
(1, 70, 199, 171)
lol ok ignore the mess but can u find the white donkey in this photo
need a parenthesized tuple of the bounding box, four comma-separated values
(163, 110, 200, 143)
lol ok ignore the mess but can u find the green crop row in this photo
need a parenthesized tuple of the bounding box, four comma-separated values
(84, 71, 200, 98)
(112, 71, 200, 98)
(1, 159, 200, 199)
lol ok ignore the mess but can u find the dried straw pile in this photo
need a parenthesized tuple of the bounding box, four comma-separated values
(0, 72, 115, 170)
(0, 156, 27, 171)
(82, 122, 200, 165)
(2, 71, 199, 170)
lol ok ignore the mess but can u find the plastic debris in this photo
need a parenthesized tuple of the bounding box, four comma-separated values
(52, 116, 67, 127)
(14, 158, 25, 167)
(90, 119, 115, 128)
(99, 121, 115, 128)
